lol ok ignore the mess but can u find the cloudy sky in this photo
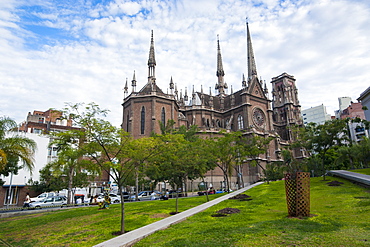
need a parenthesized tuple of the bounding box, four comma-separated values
(1, 0, 369, 127)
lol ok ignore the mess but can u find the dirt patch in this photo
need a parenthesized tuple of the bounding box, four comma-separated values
(327, 181, 344, 186)
(212, 207, 240, 217)
(211, 207, 240, 217)
(288, 214, 318, 219)
(229, 194, 252, 201)
(150, 213, 169, 218)
(112, 231, 123, 236)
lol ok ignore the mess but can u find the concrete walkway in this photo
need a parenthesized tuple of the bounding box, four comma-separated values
(328, 170, 370, 186)
(94, 182, 264, 247)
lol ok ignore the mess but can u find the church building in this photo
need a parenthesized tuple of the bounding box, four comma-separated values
(121, 23, 303, 188)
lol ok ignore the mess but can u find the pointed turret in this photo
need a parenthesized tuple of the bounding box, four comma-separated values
(148, 30, 156, 82)
(209, 87, 214, 108)
(246, 21, 257, 80)
(242, 73, 247, 88)
(184, 87, 188, 101)
(169, 76, 174, 95)
(174, 83, 178, 100)
(131, 70, 137, 92)
(215, 35, 228, 95)
(124, 78, 128, 98)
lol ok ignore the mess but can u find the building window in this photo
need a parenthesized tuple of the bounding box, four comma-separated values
(126, 114, 129, 132)
(33, 128, 42, 134)
(161, 107, 166, 127)
(216, 119, 221, 128)
(237, 115, 244, 129)
(141, 106, 145, 135)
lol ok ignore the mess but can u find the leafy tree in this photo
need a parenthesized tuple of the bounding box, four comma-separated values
(0, 116, 37, 171)
(293, 119, 350, 179)
(47, 130, 99, 204)
(29, 163, 68, 193)
(208, 131, 272, 191)
(62, 102, 161, 234)
(148, 124, 217, 211)
(0, 116, 37, 184)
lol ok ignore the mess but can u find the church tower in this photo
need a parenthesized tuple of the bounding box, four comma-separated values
(121, 30, 180, 139)
(271, 72, 303, 141)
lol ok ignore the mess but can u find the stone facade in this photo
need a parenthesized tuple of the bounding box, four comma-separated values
(122, 26, 303, 189)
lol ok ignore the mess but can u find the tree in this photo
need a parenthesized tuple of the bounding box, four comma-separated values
(149, 122, 217, 208)
(0, 116, 37, 183)
(208, 131, 272, 191)
(293, 119, 350, 179)
(62, 102, 161, 234)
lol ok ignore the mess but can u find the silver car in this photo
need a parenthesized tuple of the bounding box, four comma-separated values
(29, 196, 67, 209)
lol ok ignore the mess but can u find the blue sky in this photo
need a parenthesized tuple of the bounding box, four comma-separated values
(1, 0, 370, 127)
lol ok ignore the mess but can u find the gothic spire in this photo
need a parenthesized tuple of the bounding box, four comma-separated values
(184, 87, 188, 101)
(242, 73, 247, 88)
(246, 21, 257, 79)
(215, 34, 228, 95)
(131, 70, 137, 92)
(169, 76, 174, 95)
(148, 30, 156, 81)
(124, 77, 128, 97)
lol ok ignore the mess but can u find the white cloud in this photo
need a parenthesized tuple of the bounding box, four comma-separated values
(0, 0, 370, 126)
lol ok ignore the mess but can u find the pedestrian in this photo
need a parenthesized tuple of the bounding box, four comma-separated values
(150, 191, 157, 200)
(23, 192, 31, 209)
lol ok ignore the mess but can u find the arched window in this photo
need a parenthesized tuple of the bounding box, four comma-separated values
(237, 115, 244, 129)
(126, 114, 129, 132)
(141, 106, 145, 135)
(216, 119, 221, 128)
(161, 107, 166, 127)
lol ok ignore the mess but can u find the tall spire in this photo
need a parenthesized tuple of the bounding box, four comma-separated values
(215, 34, 228, 95)
(131, 70, 137, 92)
(246, 20, 257, 79)
(169, 76, 174, 95)
(148, 30, 156, 81)
(124, 77, 128, 98)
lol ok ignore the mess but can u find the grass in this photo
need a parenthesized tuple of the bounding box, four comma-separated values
(1, 177, 369, 246)
(135, 177, 370, 246)
(350, 168, 370, 175)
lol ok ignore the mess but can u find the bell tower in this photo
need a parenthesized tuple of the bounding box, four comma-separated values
(271, 72, 303, 141)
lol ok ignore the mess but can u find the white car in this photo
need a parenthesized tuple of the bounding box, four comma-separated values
(30, 192, 59, 202)
(130, 191, 160, 201)
(29, 196, 67, 209)
(96, 193, 121, 204)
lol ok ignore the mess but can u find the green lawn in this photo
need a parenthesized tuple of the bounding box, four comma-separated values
(135, 177, 370, 246)
(1, 177, 369, 247)
(350, 168, 370, 175)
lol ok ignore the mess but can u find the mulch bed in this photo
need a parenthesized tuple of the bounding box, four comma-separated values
(229, 194, 252, 201)
(327, 180, 344, 186)
(212, 207, 240, 217)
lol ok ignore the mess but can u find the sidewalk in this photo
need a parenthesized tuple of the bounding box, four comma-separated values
(328, 170, 370, 186)
(94, 182, 264, 247)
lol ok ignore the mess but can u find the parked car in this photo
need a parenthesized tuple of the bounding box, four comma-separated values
(130, 191, 160, 201)
(108, 193, 121, 203)
(121, 192, 131, 201)
(30, 192, 60, 202)
(29, 196, 67, 209)
(168, 190, 184, 198)
(95, 193, 122, 204)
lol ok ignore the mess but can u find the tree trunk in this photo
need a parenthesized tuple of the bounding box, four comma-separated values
(135, 167, 139, 201)
(175, 184, 179, 213)
(67, 167, 74, 205)
(120, 191, 125, 234)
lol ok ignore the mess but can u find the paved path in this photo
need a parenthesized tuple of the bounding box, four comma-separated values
(94, 182, 264, 247)
(328, 170, 370, 186)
